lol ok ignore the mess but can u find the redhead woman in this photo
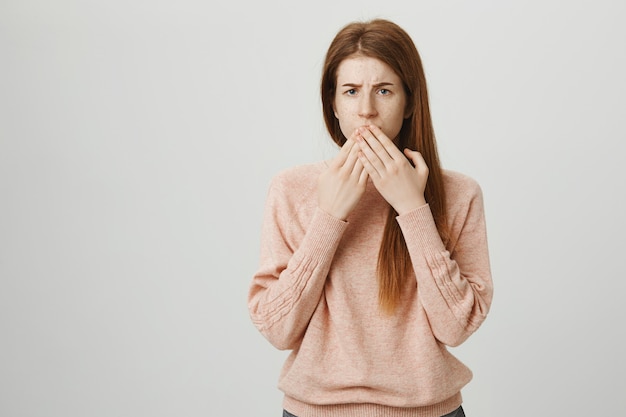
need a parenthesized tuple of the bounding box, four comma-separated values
(248, 18, 493, 417)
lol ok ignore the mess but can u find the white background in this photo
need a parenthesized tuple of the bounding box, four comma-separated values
(1, 1, 625, 416)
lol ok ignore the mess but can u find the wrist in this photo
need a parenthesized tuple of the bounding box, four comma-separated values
(318, 203, 349, 221)
(395, 197, 427, 216)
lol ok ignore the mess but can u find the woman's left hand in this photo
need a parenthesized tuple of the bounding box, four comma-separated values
(356, 125, 429, 215)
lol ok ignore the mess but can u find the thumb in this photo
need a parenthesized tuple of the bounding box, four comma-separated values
(403, 148, 422, 167)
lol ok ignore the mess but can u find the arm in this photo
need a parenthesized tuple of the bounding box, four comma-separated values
(397, 181, 493, 347)
(355, 125, 492, 346)
(248, 181, 347, 350)
(249, 138, 368, 350)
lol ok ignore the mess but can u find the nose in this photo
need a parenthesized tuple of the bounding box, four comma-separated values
(358, 94, 377, 119)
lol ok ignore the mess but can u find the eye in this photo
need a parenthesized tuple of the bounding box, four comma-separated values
(378, 89, 390, 95)
(345, 89, 357, 96)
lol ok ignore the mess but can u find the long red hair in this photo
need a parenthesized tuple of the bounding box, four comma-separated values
(321, 19, 449, 314)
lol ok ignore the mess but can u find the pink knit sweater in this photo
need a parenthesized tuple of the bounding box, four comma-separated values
(248, 161, 493, 417)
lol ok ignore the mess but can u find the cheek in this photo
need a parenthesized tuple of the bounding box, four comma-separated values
(337, 118, 355, 139)
(334, 103, 357, 137)
(334, 100, 352, 119)
(380, 110, 406, 139)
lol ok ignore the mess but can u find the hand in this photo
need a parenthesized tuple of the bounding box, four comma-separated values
(318, 133, 369, 220)
(355, 125, 428, 215)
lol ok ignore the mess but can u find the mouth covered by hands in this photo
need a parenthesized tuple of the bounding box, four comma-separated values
(354, 124, 428, 215)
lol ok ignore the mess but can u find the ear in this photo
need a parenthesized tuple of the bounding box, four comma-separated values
(333, 101, 339, 119)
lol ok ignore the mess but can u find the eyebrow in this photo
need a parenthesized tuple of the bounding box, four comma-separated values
(341, 82, 395, 87)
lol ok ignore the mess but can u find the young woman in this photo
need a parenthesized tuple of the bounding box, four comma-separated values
(248, 19, 493, 417)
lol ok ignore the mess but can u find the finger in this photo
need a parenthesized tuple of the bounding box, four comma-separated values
(355, 131, 385, 177)
(334, 137, 363, 177)
(358, 127, 393, 166)
(350, 153, 366, 179)
(358, 161, 369, 184)
(403, 148, 428, 171)
(344, 140, 363, 172)
(357, 149, 382, 180)
(364, 125, 405, 162)
(330, 138, 356, 168)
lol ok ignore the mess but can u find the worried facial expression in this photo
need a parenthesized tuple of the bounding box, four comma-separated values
(333, 56, 410, 142)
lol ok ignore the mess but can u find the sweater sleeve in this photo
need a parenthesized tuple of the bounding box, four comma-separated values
(248, 178, 348, 350)
(397, 179, 493, 347)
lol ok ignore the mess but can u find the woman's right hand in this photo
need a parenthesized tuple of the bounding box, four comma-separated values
(318, 134, 369, 221)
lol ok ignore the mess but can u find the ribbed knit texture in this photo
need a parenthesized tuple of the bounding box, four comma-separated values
(249, 161, 493, 417)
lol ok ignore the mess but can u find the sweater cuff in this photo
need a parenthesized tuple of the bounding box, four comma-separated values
(396, 204, 446, 257)
(298, 208, 348, 261)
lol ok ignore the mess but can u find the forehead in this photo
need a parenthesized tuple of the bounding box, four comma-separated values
(336, 56, 401, 83)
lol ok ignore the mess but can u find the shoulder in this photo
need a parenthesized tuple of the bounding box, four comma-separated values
(268, 161, 327, 197)
(441, 170, 488, 248)
(442, 169, 483, 200)
(441, 169, 485, 219)
(265, 161, 327, 208)
(270, 161, 327, 190)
